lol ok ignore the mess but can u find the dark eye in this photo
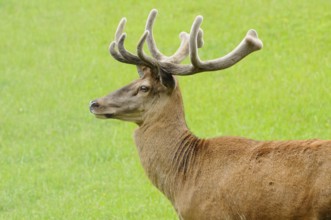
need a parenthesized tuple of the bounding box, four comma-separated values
(139, 85, 149, 93)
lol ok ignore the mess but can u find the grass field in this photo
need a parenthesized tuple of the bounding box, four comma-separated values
(1, 0, 330, 219)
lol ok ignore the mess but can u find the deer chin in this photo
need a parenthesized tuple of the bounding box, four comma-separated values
(94, 113, 114, 119)
(110, 112, 143, 124)
(94, 112, 142, 122)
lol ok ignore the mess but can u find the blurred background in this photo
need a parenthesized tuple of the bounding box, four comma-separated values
(1, 0, 330, 219)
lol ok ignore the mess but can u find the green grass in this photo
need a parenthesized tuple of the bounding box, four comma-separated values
(0, 0, 330, 219)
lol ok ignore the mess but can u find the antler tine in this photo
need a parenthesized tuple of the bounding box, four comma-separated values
(190, 16, 204, 68)
(109, 18, 127, 63)
(109, 17, 148, 66)
(165, 29, 203, 64)
(115, 18, 127, 43)
(146, 9, 204, 64)
(164, 32, 189, 63)
(109, 42, 130, 63)
(117, 34, 145, 65)
(189, 16, 263, 72)
(137, 31, 157, 67)
(109, 17, 134, 64)
(145, 9, 167, 61)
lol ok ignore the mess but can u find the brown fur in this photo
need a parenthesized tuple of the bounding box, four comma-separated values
(90, 9, 331, 219)
(133, 84, 331, 220)
(91, 78, 331, 219)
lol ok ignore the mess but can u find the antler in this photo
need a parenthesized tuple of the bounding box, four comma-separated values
(162, 16, 263, 75)
(109, 9, 263, 76)
(109, 9, 203, 67)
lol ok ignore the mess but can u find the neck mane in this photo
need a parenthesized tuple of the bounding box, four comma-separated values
(134, 85, 205, 202)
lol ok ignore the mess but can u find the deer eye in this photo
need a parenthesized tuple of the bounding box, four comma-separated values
(139, 85, 150, 93)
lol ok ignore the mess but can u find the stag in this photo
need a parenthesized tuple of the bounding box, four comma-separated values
(90, 9, 331, 220)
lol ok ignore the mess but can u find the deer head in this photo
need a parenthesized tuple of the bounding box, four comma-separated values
(89, 9, 263, 125)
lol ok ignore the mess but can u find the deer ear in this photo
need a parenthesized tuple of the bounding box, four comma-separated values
(159, 71, 175, 89)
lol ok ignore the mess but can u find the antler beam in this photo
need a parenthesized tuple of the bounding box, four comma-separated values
(190, 16, 263, 72)
(163, 16, 263, 75)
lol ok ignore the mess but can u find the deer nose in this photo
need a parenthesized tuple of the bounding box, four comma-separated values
(89, 100, 100, 112)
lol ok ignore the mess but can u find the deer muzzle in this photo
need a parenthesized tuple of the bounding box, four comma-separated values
(89, 100, 115, 119)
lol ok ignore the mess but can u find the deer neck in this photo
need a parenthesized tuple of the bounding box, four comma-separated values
(134, 87, 200, 201)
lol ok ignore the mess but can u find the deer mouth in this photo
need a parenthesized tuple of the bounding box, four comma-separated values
(105, 114, 114, 118)
(90, 100, 116, 119)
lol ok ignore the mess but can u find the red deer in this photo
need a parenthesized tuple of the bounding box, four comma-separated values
(90, 9, 331, 220)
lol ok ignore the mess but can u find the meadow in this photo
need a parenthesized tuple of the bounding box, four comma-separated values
(0, 0, 330, 219)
